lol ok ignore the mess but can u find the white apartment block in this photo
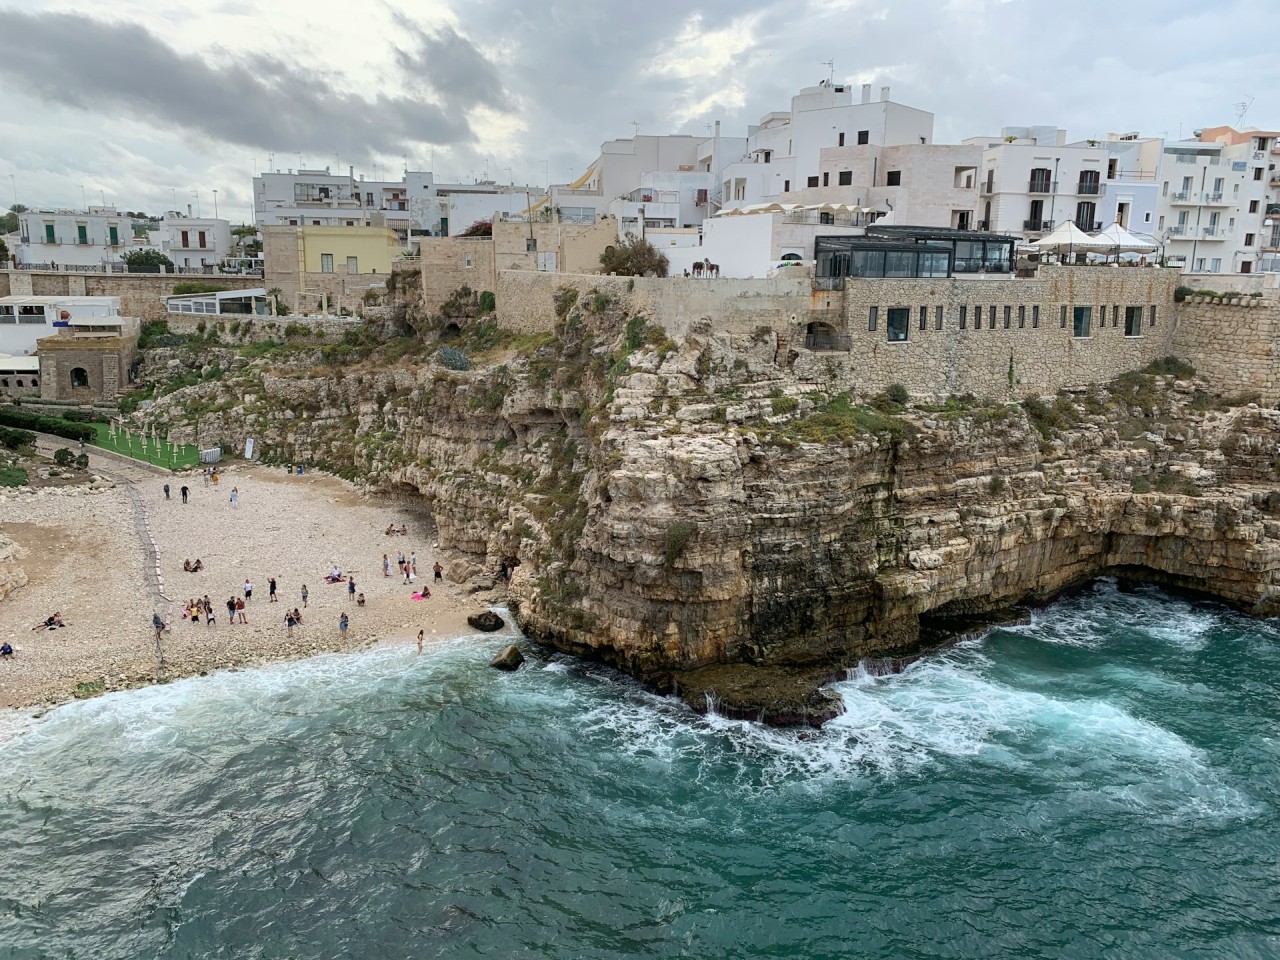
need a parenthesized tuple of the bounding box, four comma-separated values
(970, 127, 1160, 241)
(16, 207, 134, 268)
(1155, 126, 1280, 275)
(157, 212, 232, 269)
(0, 295, 123, 356)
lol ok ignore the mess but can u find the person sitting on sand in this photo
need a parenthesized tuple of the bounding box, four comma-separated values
(399, 524, 407, 535)
(325, 566, 344, 583)
(183, 559, 192, 572)
(385, 523, 397, 535)
(33, 613, 65, 630)
(292, 607, 303, 625)
(356, 592, 366, 607)
(0, 641, 13, 659)
(193, 559, 204, 572)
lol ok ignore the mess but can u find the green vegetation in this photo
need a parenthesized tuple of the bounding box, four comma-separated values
(171, 281, 229, 295)
(478, 291, 496, 314)
(52, 448, 75, 467)
(553, 287, 579, 321)
(0, 426, 35, 450)
(1021, 395, 1082, 440)
(138, 320, 190, 349)
(884, 383, 910, 406)
(773, 394, 913, 444)
(121, 249, 174, 272)
(771, 396, 799, 416)
(599, 234, 669, 277)
(0, 464, 28, 487)
(0, 409, 95, 443)
(663, 521, 697, 568)
(73, 680, 106, 699)
(1142, 356, 1195, 379)
(88, 422, 200, 469)
(438, 347, 471, 371)
(1173, 286, 1193, 302)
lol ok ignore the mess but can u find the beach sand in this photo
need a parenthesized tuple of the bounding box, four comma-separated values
(0, 457, 508, 712)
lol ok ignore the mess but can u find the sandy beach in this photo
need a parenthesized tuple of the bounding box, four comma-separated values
(0, 451, 507, 712)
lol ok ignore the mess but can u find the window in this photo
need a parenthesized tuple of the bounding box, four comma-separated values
(31, 379, 36, 389)
(959, 305, 968, 329)
(526, 238, 537, 252)
(1250, 200, 1260, 213)
(857, 130, 869, 145)
(320, 253, 334, 273)
(886, 171, 902, 187)
(1075, 201, 1096, 231)
(919, 306, 928, 331)
(180, 230, 190, 248)
(887, 308, 910, 342)
(14, 380, 21, 388)
(346, 256, 358, 274)
(1030, 168, 1052, 193)
(1124, 306, 1143, 337)
(1032, 306, 1040, 328)
(1018, 305, 1026, 328)
(783, 180, 790, 192)
(44, 223, 56, 243)
(1072, 306, 1091, 338)
(1162, 181, 1168, 196)
(823, 172, 830, 187)
(1003, 306, 1012, 329)
(838, 171, 852, 186)
(989, 306, 997, 329)
(868, 306, 878, 331)
(464, 254, 474, 268)
(1210, 258, 1221, 273)
(77, 224, 88, 245)
(1149, 306, 1157, 327)
(1242, 260, 1254, 274)
(198, 231, 207, 249)
(1255, 168, 1265, 181)
(70, 367, 89, 389)
(1245, 233, 1256, 246)
(1060, 305, 1068, 329)
(108, 226, 118, 246)
(935, 306, 943, 330)
(807, 176, 819, 188)
(973, 306, 982, 330)
(838, 133, 845, 147)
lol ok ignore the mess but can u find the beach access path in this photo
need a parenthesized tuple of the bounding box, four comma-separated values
(0, 449, 485, 711)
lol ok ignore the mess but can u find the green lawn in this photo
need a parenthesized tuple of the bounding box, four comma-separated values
(88, 422, 201, 469)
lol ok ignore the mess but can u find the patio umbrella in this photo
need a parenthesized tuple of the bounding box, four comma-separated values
(1033, 221, 1113, 259)
(1093, 222, 1159, 254)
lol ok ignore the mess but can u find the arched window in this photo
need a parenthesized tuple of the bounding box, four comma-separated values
(70, 367, 89, 389)
(780, 253, 803, 261)
(0, 379, 8, 388)
(14, 380, 22, 388)
(31, 379, 38, 389)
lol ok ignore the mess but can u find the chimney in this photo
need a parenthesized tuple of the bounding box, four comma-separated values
(714, 120, 721, 138)
(349, 165, 354, 179)
(880, 86, 890, 102)
(861, 83, 872, 104)
(187, 204, 192, 216)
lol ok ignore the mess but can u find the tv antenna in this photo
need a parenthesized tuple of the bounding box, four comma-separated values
(1235, 95, 1256, 127)
(820, 59, 834, 84)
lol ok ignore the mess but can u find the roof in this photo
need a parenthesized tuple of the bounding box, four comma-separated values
(164, 288, 266, 303)
(815, 236, 953, 253)
(0, 295, 121, 306)
(0, 353, 40, 372)
(866, 225, 1020, 244)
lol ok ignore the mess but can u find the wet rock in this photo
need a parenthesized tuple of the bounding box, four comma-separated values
(489, 644, 524, 671)
(671, 663, 844, 728)
(467, 610, 505, 632)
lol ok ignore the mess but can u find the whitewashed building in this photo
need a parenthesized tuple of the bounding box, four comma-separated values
(157, 212, 233, 269)
(16, 207, 134, 268)
(0, 295, 123, 356)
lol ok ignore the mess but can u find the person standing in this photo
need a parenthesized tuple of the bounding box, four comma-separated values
(230, 486, 239, 508)
(268, 577, 278, 603)
(417, 629, 424, 655)
(348, 577, 356, 601)
(383, 554, 390, 578)
(236, 597, 247, 624)
(203, 467, 209, 487)
(433, 561, 443, 582)
(339, 612, 349, 637)
(226, 597, 237, 624)
(301, 584, 309, 609)
(244, 578, 253, 601)
(152, 612, 166, 641)
(180, 484, 189, 504)
(163, 483, 170, 501)
(410, 552, 417, 577)
(286, 610, 297, 637)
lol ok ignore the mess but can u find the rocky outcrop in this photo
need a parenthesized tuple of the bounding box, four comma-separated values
(133, 303, 1280, 725)
(490, 644, 525, 671)
(0, 535, 28, 603)
(468, 610, 506, 632)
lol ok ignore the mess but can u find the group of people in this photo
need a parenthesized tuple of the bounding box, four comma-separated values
(182, 559, 205, 573)
(384, 522, 409, 536)
(386, 552, 418, 584)
(31, 613, 66, 630)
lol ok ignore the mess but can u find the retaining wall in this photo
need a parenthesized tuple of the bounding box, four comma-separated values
(0, 270, 263, 322)
(1171, 296, 1280, 401)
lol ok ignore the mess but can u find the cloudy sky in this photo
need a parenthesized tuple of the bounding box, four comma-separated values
(1, 0, 1277, 224)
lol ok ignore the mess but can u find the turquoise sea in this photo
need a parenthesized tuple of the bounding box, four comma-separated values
(2, 581, 1279, 959)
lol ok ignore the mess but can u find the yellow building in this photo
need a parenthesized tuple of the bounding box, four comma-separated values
(263, 224, 404, 311)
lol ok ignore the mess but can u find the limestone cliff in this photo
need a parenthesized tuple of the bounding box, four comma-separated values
(135, 295, 1280, 725)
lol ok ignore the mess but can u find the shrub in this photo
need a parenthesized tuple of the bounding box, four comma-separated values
(74, 453, 89, 469)
(1142, 356, 1195, 379)
(459, 219, 492, 237)
(553, 288, 579, 320)
(438, 347, 471, 371)
(599, 233, 669, 277)
(53, 448, 74, 466)
(0, 426, 35, 449)
(0, 464, 28, 487)
(1173, 286, 1193, 303)
(171, 281, 229, 295)
(1131, 476, 1151, 494)
(771, 396, 799, 415)
(0, 409, 95, 443)
(478, 290, 496, 314)
(663, 521, 697, 568)
(624, 316, 647, 351)
(284, 323, 308, 339)
(885, 383, 910, 406)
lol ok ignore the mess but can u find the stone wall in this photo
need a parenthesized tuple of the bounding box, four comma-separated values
(163, 314, 357, 344)
(1181, 272, 1279, 298)
(416, 238, 497, 314)
(37, 335, 139, 401)
(1172, 297, 1280, 401)
(0, 270, 262, 322)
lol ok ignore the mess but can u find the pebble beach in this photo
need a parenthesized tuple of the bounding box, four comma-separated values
(0, 452, 495, 712)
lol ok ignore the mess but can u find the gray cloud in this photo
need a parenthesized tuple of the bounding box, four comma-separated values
(393, 19, 507, 112)
(0, 9, 505, 160)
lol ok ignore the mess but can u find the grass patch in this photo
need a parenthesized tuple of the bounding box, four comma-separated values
(775, 395, 912, 443)
(0, 464, 29, 486)
(88, 422, 201, 469)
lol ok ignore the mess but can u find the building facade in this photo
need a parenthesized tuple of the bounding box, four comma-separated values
(157, 213, 233, 269)
(36, 313, 140, 402)
(262, 224, 403, 310)
(16, 208, 135, 268)
(0, 295, 124, 356)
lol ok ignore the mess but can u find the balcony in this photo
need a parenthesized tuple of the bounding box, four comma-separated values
(1074, 220, 1103, 232)
(1202, 192, 1230, 205)
(1272, 177, 1280, 188)
(1170, 191, 1197, 204)
(805, 333, 852, 352)
(1023, 219, 1054, 231)
(812, 277, 845, 291)
(1167, 225, 1193, 237)
(1027, 180, 1056, 194)
(1200, 228, 1229, 240)
(1075, 181, 1104, 196)
(975, 220, 990, 231)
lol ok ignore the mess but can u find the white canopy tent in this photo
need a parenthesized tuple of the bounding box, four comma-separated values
(1033, 221, 1113, 255)
(1092, 223, 1159, 253)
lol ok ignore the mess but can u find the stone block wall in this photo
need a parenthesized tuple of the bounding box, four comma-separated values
(1171, 297, 1280, 401)
(0, 270, 262, 322)
(37, 335, 139, 402)
(162, 315, 356, 344)
(416, 238, 497, 314)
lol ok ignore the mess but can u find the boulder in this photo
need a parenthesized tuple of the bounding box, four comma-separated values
(489, 644, 524, 671)
(468, 610, 506, 632)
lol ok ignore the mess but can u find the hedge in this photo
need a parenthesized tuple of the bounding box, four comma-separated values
(0, 409, 96, 443)
(0, 426, 35, 449)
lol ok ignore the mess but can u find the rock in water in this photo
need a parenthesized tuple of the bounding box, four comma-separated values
(490, 644, 524, 671)
(468, 610, 505, 632)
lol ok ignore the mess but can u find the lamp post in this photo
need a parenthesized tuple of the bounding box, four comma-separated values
(213, 189, 219, 219)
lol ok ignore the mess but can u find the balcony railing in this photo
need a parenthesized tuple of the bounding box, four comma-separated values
(1170, 191, 1196, 203)
(812, 277, 845, 291)
(1202, 192, 1229, 205)
(1200, 228, 1228, 240)
(1028, 180, 1056, 194)
(1074, 220, 1103, 232)
(1076, 181, 1104, 196)
(1167, 225, 1193, 236)
(805, 333, 852, 352)
(783, 211, 863, 226)
(1023, 219, 1054, 231)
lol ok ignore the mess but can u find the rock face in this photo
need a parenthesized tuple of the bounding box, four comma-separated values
(134, 300, 1280, 725)
(0, 535, 28, 603)
(468, 610, 506, 633)
(490, 644, 525, 671)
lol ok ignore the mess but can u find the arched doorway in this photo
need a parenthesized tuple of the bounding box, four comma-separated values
(805, 321, 845, 351)
(70, 367, 89, 389)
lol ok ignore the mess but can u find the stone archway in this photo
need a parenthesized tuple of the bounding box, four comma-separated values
(70, 367, 90, 389)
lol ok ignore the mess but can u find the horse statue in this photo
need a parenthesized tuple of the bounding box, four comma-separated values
(691, 261, 704, 277)
(703, 259, 720, 278)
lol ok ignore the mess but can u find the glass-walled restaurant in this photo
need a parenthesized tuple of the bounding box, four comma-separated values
(865, 226, 1017, 274)
(815, 228, 1018, 280)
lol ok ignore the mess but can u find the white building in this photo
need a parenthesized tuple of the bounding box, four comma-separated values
(969, 127, 1161, 241)
(16, 207, 135, 268)
(157, 211, 233, 269)
(1155, 126, 1279, 276)
(0, 295, 123, 356)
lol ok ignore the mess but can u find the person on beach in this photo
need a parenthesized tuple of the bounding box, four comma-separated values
(417, 630, 424, 655)
(383, 554, 390, 578)
(230, 486, 239, 508)
(410, 552, 417, 577)
(226, 597, 237, 623)
(268, 577, 278, 603)
(33, 613, 65, 630)
(433, 561, 443, 582)
(206, 604, 216, 626)
(356, 592, 366, 607)
(164, 483, 170, 500)
(348, 577, 357, 601)
(180, 485, 189, 504)
(152, 612, 165, 640)
(286, 611, 297, 637)
(203, 468, 209, 487)
(339, 613, 349, 637)
(292, 607, 303, 625)
(397, 550, 405, 569)
(0, 641, 13, 659)
(184, 559, 192, 572)
(243, 579, 253, 601)
(237, 598, 247, 624)
(301, 584, 309, 608)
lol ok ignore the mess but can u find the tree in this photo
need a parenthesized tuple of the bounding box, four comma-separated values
(599, 233, 669, 278)
(0, 203, 26, 235)
(460, 219, 492, 237)
(0, 237, 7, 263)
(122, 248, 174, 273)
